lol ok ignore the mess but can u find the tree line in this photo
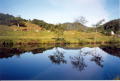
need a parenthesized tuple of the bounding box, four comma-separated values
(0, 13, 26, 27)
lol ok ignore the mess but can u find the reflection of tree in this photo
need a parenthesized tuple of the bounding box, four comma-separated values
(90, 48, 104, 68)
(70, 48, 104, 70)
(70, 52, 87, 71)
(48, 48, 67, 64)
(82, 48, 104, 68)
(91, 55, 103, 67)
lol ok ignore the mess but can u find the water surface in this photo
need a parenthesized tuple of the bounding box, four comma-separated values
(0, 45, 120, 80)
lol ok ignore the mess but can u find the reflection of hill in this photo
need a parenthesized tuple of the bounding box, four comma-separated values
(0, 48, 25, 58)
(101, 47, 120, 57)
(0, 44, 120, 59)
(31, 48, 52, 54)
(100, 43, 120, 57)
(0, 45, 53, 58)
(0, 47, 50, 58)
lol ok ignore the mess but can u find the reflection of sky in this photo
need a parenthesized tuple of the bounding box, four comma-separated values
(44, 47, 109, 57)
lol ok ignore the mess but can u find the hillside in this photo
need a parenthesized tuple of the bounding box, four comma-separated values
(0, 13, 88, 31)
(0, 13, 120, 33)
(10, 22, 43, 32)
(103, 19, 120, 34)
(62, 22, 87, 31)
(0, 13, 120, 44)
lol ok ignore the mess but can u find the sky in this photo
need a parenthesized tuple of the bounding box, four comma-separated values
(0, 0, 119, 26)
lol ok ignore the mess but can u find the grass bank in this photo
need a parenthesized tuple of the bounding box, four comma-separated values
(0, 25, 120, 44)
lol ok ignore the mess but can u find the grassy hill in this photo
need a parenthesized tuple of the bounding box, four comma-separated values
(62, 22, 87, 31)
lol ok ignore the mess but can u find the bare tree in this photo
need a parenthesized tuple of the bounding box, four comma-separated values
(93, 19, 105, 28)
(92, 19, 105, 44)
(74, 16, 88, 25)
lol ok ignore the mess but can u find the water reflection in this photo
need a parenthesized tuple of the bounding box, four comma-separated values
(69, 48, 104, 72)
(70, 55, 87, 71)
(91, 55, 103, 67)
(81, 48, 104, 68)
(0, 48, 25, 58)
(101, 46, 120, 57)
(0, 44, 53, 58)
(0, 44, 120, 80)
(32, 48, 48, 54)
(49, 47, 67, 64)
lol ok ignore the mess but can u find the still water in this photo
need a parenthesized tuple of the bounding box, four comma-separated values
(0, 45, 120, 80)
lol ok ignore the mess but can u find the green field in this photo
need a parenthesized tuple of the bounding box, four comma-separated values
(0, 25, 120, 45)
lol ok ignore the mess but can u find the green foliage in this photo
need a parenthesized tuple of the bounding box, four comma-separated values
(0, 13, 14, 26)
(31, 19, 47, 27)
(31, 19, 58, 30)
(103, 19, 120, 34)
(0, 13, 26, 27)
(11, 17, 26, 27)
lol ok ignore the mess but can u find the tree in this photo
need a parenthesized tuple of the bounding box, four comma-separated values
(31, 19, 47, 28)
(92, 19, 105, 43)
(103, 19, 120, 34)
(92, 19, 105, 32)
(93, 19, 105, 27)
(0, 13, 14, 26)
(11, 17, 26, 27)
(0, 13, 26, 27)
(74, 16, 88, 25)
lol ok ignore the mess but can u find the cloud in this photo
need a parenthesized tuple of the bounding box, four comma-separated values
(44, 0, 109, 26)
